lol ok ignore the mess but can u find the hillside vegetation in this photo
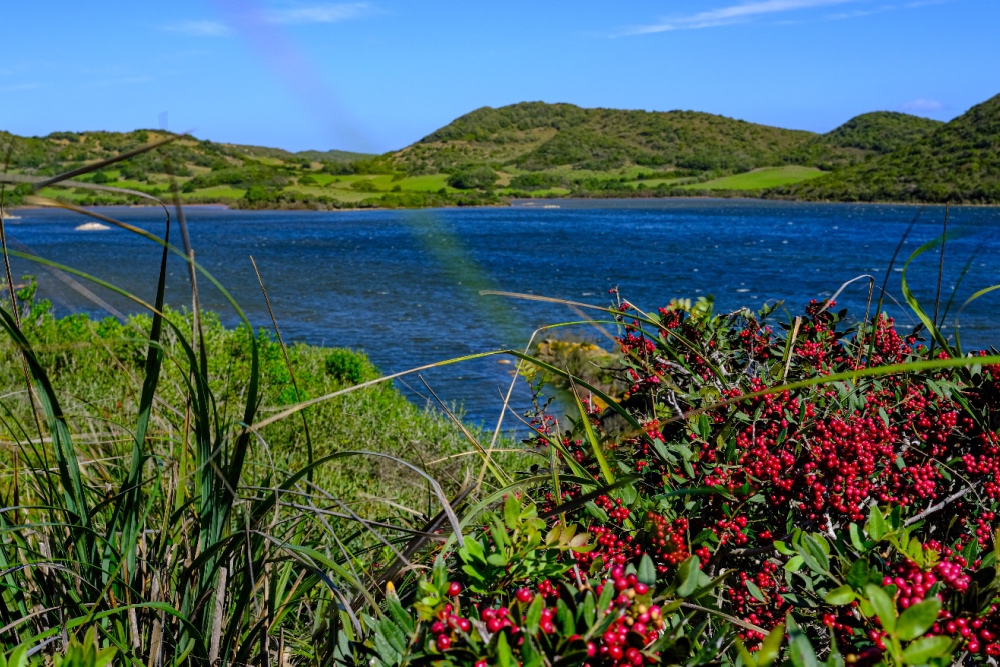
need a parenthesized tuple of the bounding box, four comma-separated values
(2, 95, 995, 207)
(772, 93, 1000, 203)
(393, 101, 832, 173)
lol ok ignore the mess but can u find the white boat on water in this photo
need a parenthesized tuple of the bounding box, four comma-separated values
(0, 213, 21, 220)
(75, 222, 111, 231)
(542, 204, 561, 209)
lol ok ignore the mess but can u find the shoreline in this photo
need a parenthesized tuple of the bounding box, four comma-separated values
(9, 195, 1000, 213)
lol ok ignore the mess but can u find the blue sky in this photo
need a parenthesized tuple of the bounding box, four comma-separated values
(3, 0, 997, 153)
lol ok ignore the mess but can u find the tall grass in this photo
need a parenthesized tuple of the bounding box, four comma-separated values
(0, 142, 510, 665)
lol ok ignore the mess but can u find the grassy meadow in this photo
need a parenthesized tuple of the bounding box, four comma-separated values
(681, 165, 827, 190)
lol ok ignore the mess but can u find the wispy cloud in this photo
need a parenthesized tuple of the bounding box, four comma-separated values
(265, 2, 374, 25)
(162, 20, 232, 37)
(624, 0, 859, 35)
(900, 98, 947, 113)
(826, 0, 953, 19)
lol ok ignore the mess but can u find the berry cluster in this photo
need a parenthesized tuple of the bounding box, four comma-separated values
(404, 295, 1000, 667)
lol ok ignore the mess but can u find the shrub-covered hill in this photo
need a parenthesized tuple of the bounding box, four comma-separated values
(818, 111, 944, 154)
(385, 101, 945, 175)
(0, 128, 371, 176)
(784, 111, 944, 169)
(389, 101, 822, 173)
(772, 93, 1000, 203)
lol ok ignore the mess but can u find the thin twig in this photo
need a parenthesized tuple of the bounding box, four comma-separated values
(904, 480, 983, 527)
(250, 256, 314, 481)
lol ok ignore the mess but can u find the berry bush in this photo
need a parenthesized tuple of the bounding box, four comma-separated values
(326, 294, 1000, 667)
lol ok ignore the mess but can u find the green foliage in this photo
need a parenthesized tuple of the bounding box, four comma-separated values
(815, 112, 943, 155)
(53, 629, 116, 667)
(774, 93, 1000, 203)
(399, 101, 829, 174)
(184, 163, 290, 191)
(447, 166, 499, 190)
(508, 172, 567, 190)
(325, 348, 376, 385)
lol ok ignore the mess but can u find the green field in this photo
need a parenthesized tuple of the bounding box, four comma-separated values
(183, 185, 246, 200)
(395, 173, 453, 191)
(627, 176, 691, 188)
(682, 165, 827, 190)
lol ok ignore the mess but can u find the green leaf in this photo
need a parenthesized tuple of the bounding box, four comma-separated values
(597, 576, 615, 611)
(572, 388, 616, 486)
(902, 635, 953, 665)
(4, 646, 27, 667)
(869, 506, 887, 541)
(865, 584, 897, 633)
(757, 622, 785, 667)
(785, 555, 804, 572)
(788, 627, 818, 667)
(582, 591, 597, 627)
(774, 540, 795, 556)
(907, 537, 925, 564)
(797, 547, 829, 577)
(504, 494, 520, 531)
(497, 630, 514, 667)
(385, 584, 415, 633)
(846, 559, 870, 591)
(461, 537, 485, 563)
(638, 554, 657, 586)
(802, 534, 830, 573)
(897, 598, 941, 641)
(525, 594, 544, 634)
(735, 638, 757, 667)
(676, 555, 701, 597)
(848, 523, 865, 551)
(825, 585, 856, 606)
(521, 636, 543, 667)
(746, 580, 767, 603)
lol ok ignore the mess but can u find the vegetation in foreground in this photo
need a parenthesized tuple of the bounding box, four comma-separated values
(6, 93, 1000, 208)
(0, 284, 477, 504)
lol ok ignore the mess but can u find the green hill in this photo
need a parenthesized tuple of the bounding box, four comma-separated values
(387, 102, 953, 184)
(391, 101, 836, 173)
(817, 111, 943, 153)
(4, 95, 997, 208)
(0, 128, 409, 209)
(773, 94, 1000, 203)
(784, 111, 944, 169)
(0, 129, 373, 174)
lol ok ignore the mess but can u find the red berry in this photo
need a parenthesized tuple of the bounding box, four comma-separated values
(447, 582, 462, 596)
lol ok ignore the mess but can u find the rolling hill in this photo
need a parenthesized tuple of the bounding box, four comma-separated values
(385, 102, 942, 175)
(772, 93, 1000, 203)
(1, 95, 994, 208)
(0, 128, 372, 175)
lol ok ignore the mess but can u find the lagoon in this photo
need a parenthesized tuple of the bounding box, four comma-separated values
(7, 199, 999, 425)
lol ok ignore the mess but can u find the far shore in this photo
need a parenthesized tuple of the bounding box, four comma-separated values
(7, 196, 1000, 214)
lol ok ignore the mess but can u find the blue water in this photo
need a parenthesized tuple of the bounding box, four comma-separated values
(5, 199, 999, 426)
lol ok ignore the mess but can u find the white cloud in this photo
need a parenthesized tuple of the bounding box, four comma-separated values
(266, 3, 372, 25)
(900, 98, 947, 113)
(625, 0, 859, 35)
(162, 20, 232, 37)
